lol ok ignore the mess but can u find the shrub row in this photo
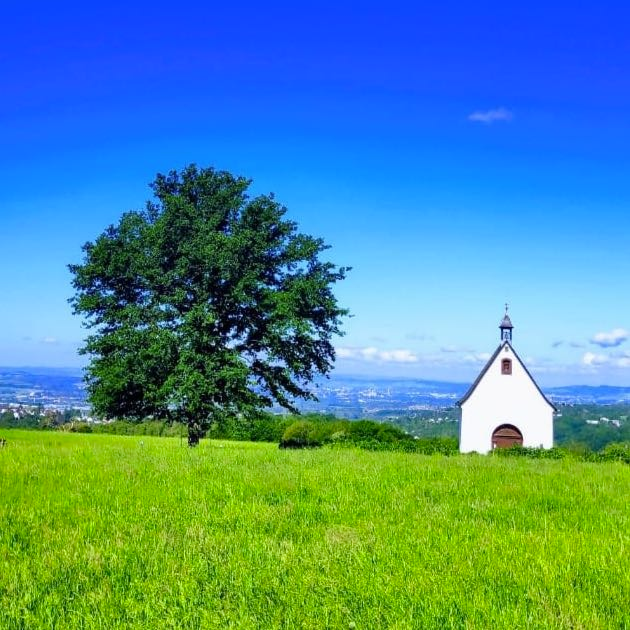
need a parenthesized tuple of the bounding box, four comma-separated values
(65, 420, 187, 437)
(279, 418, 459, 455)
(55, 415, 629, 464)
(492, 445, 567, 460)
(206, 413, 294, 443)
(583, 442, 630, 464)
(280, 418, 407, 448)
(491, 442, 630, 464)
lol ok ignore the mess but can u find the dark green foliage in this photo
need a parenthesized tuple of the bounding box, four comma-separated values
(338, 420, 458, 454)
(344, 434, 458, 455)
(584, 442, 630, 464)
(387, 408, 461, 438)
(280, 421, 321, 448)
(0, 411, 42, 430)
(249, 414, 294, 443)
(91, 420, 187, 437)
(276, 415, 459, 454)
(490, 442, 630, 464)
(277, 417, 350, 449)
(205, 411, 292, 442)
(69, 422, 93, 433)
(278, 417, 348, 448)
(345, 419, 409, 443)
(554, 404, 630, 450)
(69, 165, 348, 445)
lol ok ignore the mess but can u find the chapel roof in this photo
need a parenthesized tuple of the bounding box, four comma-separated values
(457, 340, 556, 411)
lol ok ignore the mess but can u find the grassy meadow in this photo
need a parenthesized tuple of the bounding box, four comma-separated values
(0, 430, 628, 629)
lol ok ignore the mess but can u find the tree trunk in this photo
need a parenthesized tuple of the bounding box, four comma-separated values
(187, 420, 203, 447)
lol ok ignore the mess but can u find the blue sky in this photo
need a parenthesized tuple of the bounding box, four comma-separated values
(2, 1, 630, 385)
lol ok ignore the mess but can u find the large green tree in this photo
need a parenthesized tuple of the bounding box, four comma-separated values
(69, 165, 349, 445)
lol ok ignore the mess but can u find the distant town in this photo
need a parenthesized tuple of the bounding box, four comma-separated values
(3, 367, 630, 419)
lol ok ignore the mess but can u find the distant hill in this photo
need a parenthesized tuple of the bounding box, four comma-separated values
(545, 384, 630, 405)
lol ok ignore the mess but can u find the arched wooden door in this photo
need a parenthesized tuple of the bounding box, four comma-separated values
(491, 424, 523, 449)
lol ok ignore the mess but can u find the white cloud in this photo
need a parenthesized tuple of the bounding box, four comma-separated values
(582, 352, 609, 367)
(468, 107, 513, 124)
(42, 337, 58, 345)
(580, 349, 630, 369)
(606, 350, 630, 368)
(590, 328, 628, 348)
(336, 347, 359, 359)
(336, 346, 418, 364)
(380, 349, 418, 363)
(361, 347, 380, 360)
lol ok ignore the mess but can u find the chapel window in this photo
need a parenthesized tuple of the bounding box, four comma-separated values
(501, 359, 512, 375)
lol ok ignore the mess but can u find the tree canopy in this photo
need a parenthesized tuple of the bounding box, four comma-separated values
(69, 165, 349, 444)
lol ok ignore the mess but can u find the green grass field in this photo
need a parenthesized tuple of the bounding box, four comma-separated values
(1, 431, 628, 629)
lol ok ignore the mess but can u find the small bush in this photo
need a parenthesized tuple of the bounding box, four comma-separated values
(280, 421, 322, 449)
(69, 422, 93, 434)
(346, 420, 409, 443)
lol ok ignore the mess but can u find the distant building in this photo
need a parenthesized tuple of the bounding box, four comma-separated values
(457, 308, 555, 453)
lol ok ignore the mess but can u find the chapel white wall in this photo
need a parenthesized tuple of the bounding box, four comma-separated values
(459, 344, 554, 454)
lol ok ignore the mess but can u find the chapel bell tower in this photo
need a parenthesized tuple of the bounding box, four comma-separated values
(499, 304, 513, 343)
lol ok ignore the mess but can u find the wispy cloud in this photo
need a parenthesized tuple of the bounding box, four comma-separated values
(529, 363, 570, 375)
(552, 340, 586, 349)
(468, 107, 513, 124)
(590, 328, 628, 348)
(369, 336, 387, 344)
(405, 332, 434, 342)
(462, 352, 492, 364)
(440, 344, 474, 353)
(41, 337, 58, 345)
(336, 346, 418, 364)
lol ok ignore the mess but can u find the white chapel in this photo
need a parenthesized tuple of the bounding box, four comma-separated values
(458, 309, 556, 454)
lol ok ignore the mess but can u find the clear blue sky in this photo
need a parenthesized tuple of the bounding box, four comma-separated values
(2, 1, 630, 385)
